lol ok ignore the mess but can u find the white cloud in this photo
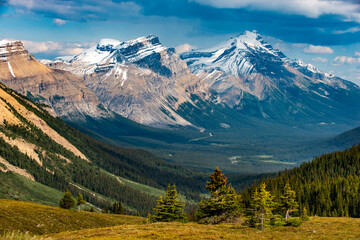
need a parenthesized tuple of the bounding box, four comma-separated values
(333, 27, 360, 34)
(355, 52, 360, 57)
(22, 40, 94, 56)
(175, 43, 197, 54)
(191, 0, 360, 23)
(22, 40, 61, 53)
(311, 57, 328, 63)
(54, 18, 66, 26)
(303, 45, 334, 54)
(333, 56, 360, 65)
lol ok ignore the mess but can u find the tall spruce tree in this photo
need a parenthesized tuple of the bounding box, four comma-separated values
(281, 183, 298, 222)
(250, 182, 274, 230)
(76, 193, 86, 212)
(59, 189, 75, 210)
(196, 167, 242, 223)
(152, 184, 187, 222)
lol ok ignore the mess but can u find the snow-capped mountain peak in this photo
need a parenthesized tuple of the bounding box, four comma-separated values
(53, 34, 169, 75)
(0, 39, 27, 62)
(180, 30, 284, 76)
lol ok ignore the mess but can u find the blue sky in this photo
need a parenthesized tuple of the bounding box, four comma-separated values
(1, 0, 360, 85)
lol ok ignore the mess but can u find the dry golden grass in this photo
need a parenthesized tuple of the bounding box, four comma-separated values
(0, 199, 143, 235)
(2, 199, 360, 240)
(47, 217, 360, 240)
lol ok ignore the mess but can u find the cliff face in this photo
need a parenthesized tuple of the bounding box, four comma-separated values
(0, 40, 110, 121)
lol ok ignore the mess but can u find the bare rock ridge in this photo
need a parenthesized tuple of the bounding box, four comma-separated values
(0, 40, 110, 121)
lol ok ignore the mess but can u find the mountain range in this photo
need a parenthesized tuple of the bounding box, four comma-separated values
(40, 30, 360, 130)
(0, 31, 359, 174)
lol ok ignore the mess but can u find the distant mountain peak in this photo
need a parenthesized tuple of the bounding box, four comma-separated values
(0, 39, 27, 62)
(0, 39, 17, 46)
(180, 30, 282, 76)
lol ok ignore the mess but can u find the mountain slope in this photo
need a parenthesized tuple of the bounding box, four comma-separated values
(0, 39, 110, 121)
(181, 30, 360, 125)
(0, 82, 207, 214)
(49, 35, 199, 128)
(328, 126, 360, 147)
(0, 199, 142, 235)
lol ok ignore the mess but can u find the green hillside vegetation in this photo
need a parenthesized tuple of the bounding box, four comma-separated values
(0, 83, 211, 214)
(0, 172, 63, 206)
(0, 199, 142, 235)
(242, 144, 360, 218)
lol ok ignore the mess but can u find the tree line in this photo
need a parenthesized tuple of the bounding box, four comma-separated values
(146, 144, 360, 229)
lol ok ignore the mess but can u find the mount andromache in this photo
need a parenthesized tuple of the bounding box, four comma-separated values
(42, 30, 360, 130)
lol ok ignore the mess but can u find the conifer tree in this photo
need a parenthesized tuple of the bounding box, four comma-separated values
(281, 183, 298, 222)
(196, 167, 242, 223)
(250, 182, 275, 230)
(112, 202, 124, 214)
(152, 184, 187, 222)
(300, 207, 309, 221)
(59, 189, 75, 210)
(76, 193, 86, 212)
(206, 167, 228, 193)
(103, 206, 109, 214)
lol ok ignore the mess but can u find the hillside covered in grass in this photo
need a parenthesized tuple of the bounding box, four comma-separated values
(0, 199, 143, 235)
(2, 199, 360, 240)
(47, 218, 360, 240)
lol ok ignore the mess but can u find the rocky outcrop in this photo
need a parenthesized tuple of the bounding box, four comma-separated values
(0, 40, 110, 121)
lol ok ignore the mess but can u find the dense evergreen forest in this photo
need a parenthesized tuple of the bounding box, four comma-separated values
(242, 144, 360, 217)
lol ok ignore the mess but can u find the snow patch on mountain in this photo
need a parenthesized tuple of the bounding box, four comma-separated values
(7, 62, 16, 78)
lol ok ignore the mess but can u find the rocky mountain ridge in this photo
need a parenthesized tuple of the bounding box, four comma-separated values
(0, 40, 110, 121)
